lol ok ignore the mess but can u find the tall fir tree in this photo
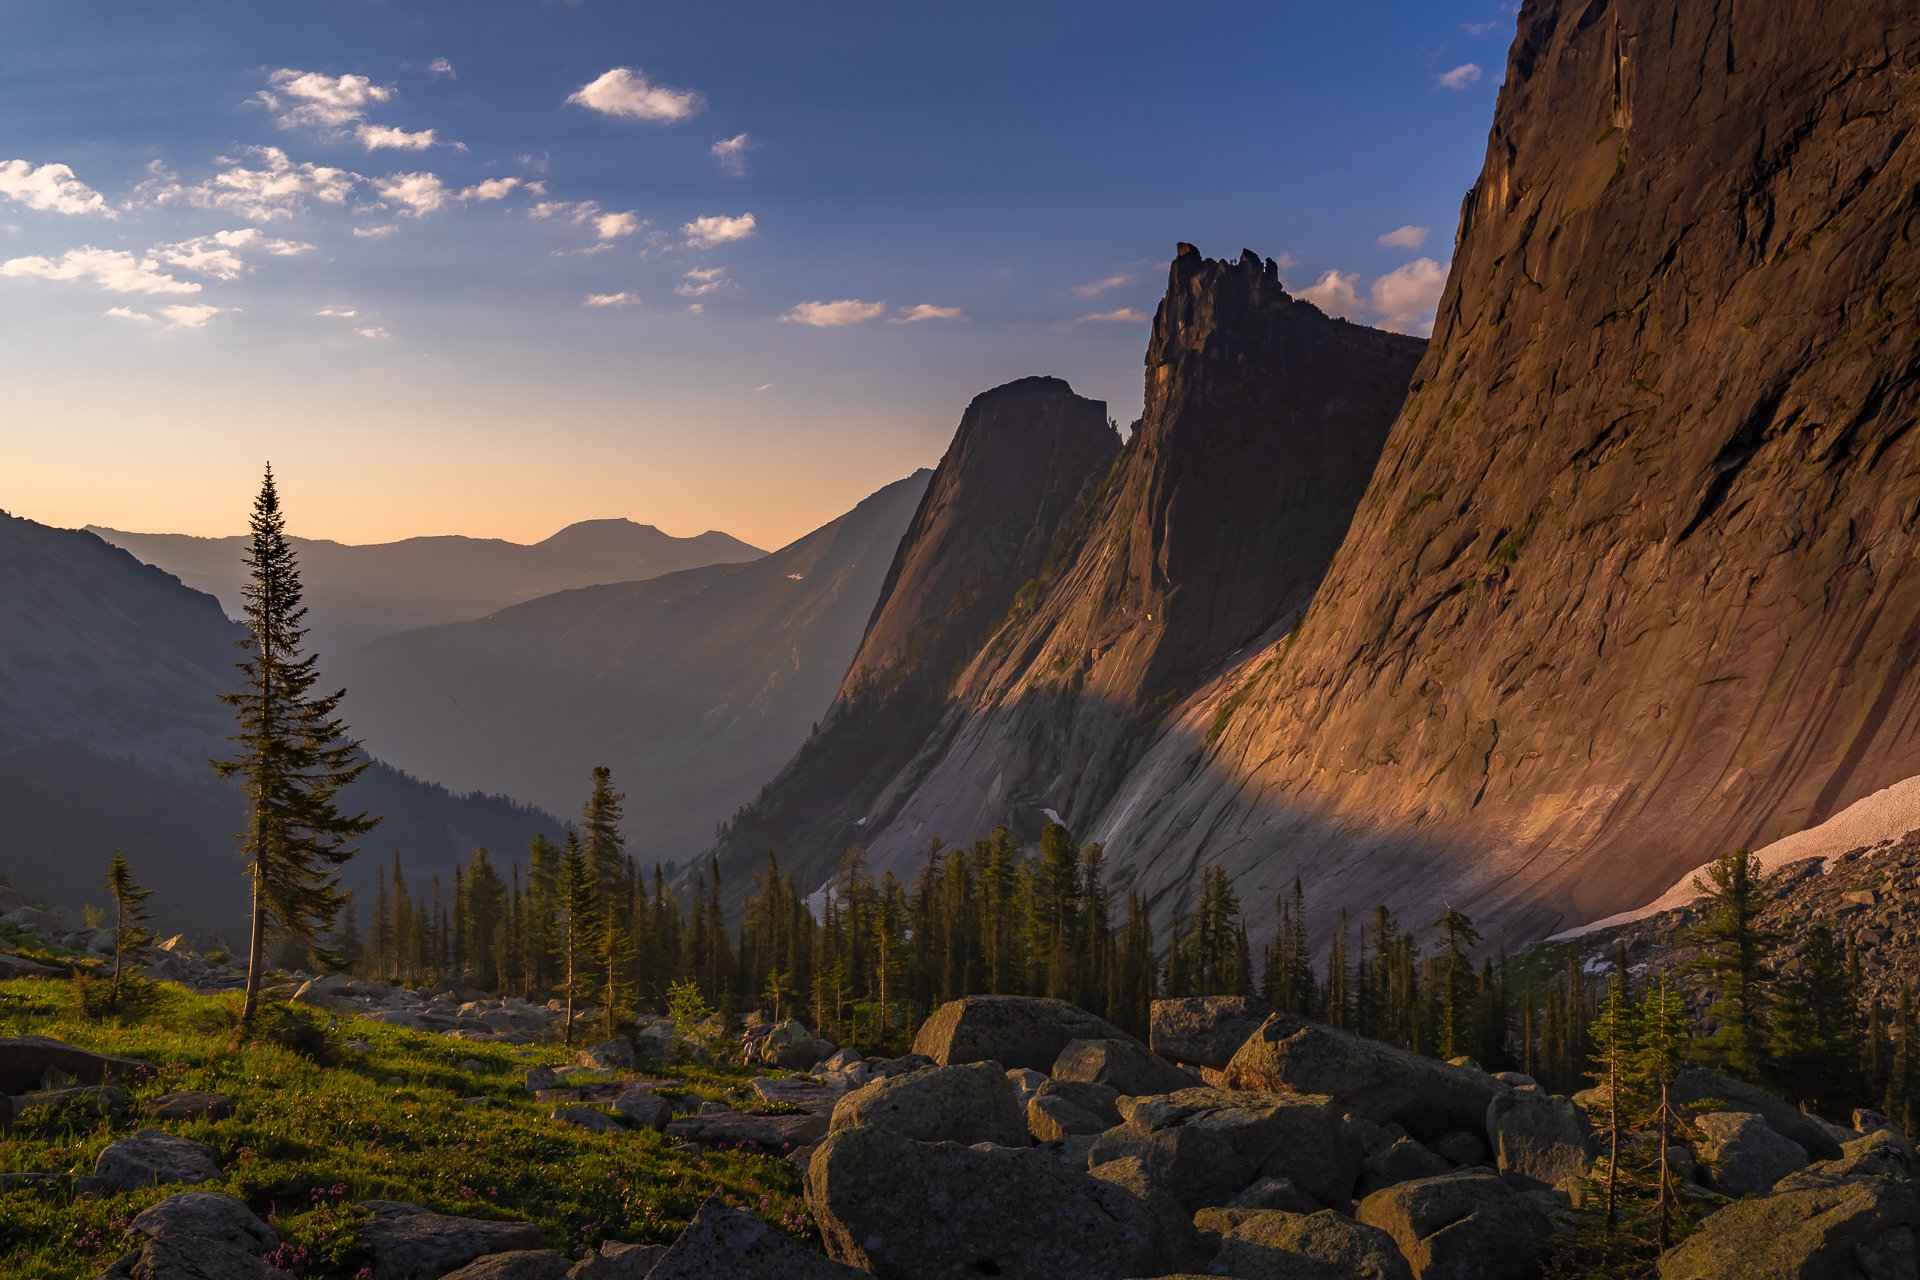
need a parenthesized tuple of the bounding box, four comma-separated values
(213, 466, 379, 1031)
(1682, 848, 1775, 1079)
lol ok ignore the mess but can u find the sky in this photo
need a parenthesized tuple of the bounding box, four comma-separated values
(2, 1, 1513, 551)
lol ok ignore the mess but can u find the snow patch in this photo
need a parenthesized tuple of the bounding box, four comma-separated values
(1547, 773, 1920, 942)
(1042, 807, 1063, 826)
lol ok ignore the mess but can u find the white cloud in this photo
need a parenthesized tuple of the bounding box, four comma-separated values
(711, 133, 754, 175)
(375, 171, 448, 215)
(595, 210, 640, 239)
(754, 383, 771, 392)
(1298, 269, 1364, 320)
(1073, 272, 1132, 298)
(353, 224, 397, 238)
(682, 212, 755, 249)
(1074, 307, 1148, 323)
(459, 177, 520, 201)
(104, 306, 151, 323)
(1274, 251, 1299, 270)
(892, 304, 965, 323)
(429, 58, 455, 79)
(516, 152, 551, 174)
(1460, 20, 1501, 35)
(316, 306, 357, 317)
(567, 68, 704, 123)
(268, 69, 395, 129)
(0, 160, 112, 216)
(675, 265, 729, 297)
(781, 298, 886, 326)
(355, 325, 390, 339)
(585, 291, 641, 308)
(153, 228, 313, 280)
(357, 124, 441, 151)
(1369, 257, 1449, 334)
(1439, 64, 1483, 90)
(159, 303, 228, 329)
(0, 246, 200, 294)
(147, 147, 358, 222)
(1378, 225, 1430, 249)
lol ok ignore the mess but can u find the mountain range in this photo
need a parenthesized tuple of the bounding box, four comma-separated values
(91, 519, 764, 661)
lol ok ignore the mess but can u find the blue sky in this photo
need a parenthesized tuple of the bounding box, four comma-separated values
(3, 1, 1513, 549)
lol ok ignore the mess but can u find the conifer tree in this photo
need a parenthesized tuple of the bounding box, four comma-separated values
(1768, 923, 1861, 1111)
(560, 830, 597, 1047)
(213, 466, 379, 1031)
(1432, 905, 1482, 1060)
(1636, 974, 1693, 1249)
(1682, 847, 1774, 1079)
(102, 849, 153, 1009)
(1588, 972, 1640, 1225)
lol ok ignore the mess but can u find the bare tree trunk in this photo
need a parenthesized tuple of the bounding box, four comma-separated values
(111, 897, 124, 1007)
(1606, 1052, 1620, 1226)
(564, 929, 576, 1049)
(241, 849, 265, 1032)
(1657, 1081, 1674, 1248)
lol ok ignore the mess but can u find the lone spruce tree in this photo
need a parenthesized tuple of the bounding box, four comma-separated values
(103, 849, 154, 1009)
(214, 466, 379, 1032)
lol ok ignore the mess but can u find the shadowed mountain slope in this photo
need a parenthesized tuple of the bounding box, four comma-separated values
(333, 472, 932, 863)
(0, 511, 556, 937)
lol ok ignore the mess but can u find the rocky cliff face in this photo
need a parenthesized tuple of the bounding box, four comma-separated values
(713, 377, 1121, 890)
(713, 253, 1422, 896)
(847, 249, 1424, 870)
(1093, 0, 1920, 942)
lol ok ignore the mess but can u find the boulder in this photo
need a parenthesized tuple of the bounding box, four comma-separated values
(98, 1237, 282, 1279)
(612, 1089, 669, 1130)
(1427, 1131, 1487, 1168)
(565, 1241, 666, 1279)
(1150, 996, 1277, 1069)
(552, 1105, 622, 1134)
(577, 1038, 635, 1071)
(1054, 1038, 1197, 1097)
(1356, 1169, 1552, 1280)
(1485, 1091, 1593, 1191)
(1693, 1110, 1809, 1198)
(808, 1124, 1163, 1279)
(438, 1252, 571, 1280)
(1006, 1067, 1048, 1110)
(749, 1076, 840, 1111)
(0, 1035, 153, 1094)
(1656, 1175, 1920, 1279)
(130, 1192, 277, 1253)
(1775, 1129, 1919, 1191)
(1361, 1137, 1453, 1195)
(1671, 1068, 1842, 1162)
(93, 1130, 223, 1192)
(1224, 1015, 1507, 1140)
(1029, 1093, 1110, 1143)
(756, 1019, 828, 1070)
(19, 1084, 131, 1123)
(144, 1091, 235, 1122)
(866, 1053, 934, 1079)
(1194, 1207, 1413, 1280)
(912, 995, 1135, 1073)
(666, 1109, 828, 1153)
(1089, 1088, 1359, 1213)
(1227, 1176, 1322, 1213)
(355, 1201, 544, 1280)
(649, 1196, 865, 1279)
(828, 1061, 1028, 1148)
(1088, 1154, 1211, 1272)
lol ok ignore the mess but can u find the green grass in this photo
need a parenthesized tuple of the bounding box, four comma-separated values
(0, 979, 809, 1280)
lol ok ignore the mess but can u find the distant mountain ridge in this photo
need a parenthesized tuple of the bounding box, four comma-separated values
(91, 518, 765, 659)
(0, 510, 557, 938)
(332, 472, 933, 864)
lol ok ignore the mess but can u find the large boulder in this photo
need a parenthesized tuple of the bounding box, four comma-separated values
(565, 1241, 666, 1280)
(93, 1131, 223, 1193)
(1029, 1078, 1123, 1142)
(438, 1252, 571, 1280)
(355, 1201, 545, 1280)
(648, 1198, 864, 1279)
(1485, 1091, 1593, 1191)
(1361, 1137, 1453, 1195)
(1693, 1110, 1809, 1198)
(0, 1035, 153, 1093)
(144, 1091, 235, 1122)
(1194, 1207, 1413, 1280)
(665, 1109, 828, 1154)
(829, 1061, 1028, 1147)
(807, 1123, 1163, 1279)
(1150, 996, 1277, 1069)
(1225, 1015, 1507, 1140)
(1054, 1038, 1197, 1097)
(912, 995, 1134, 1073)
(576, 1038, 635, 1071)
(1777, 1129, 1920, 1191)
(98, 1237, 282, 1280)
(130, 1192, 277, 1254)
(1089, 1088, 1359, 1213)
(754, 1019, 829, 1070)
(1656, 1175, 1920, 1279)
(1356, 1169, 1552, 1280)
(1671, 1068, 1843, 1162)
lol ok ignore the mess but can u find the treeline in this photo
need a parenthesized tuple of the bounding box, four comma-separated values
(322, 767, 1918, 1132)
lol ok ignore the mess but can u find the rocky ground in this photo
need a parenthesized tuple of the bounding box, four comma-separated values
(3, 901, 1914, 1278)
(1543, 830, 1920, 1015)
